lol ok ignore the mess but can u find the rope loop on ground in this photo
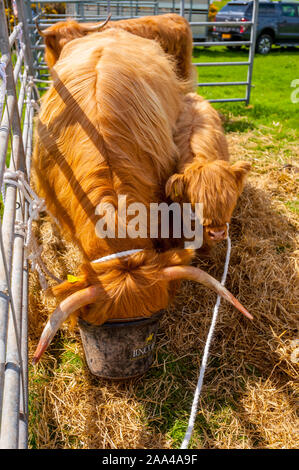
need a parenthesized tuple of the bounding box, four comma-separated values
(181, 223, 232, 449)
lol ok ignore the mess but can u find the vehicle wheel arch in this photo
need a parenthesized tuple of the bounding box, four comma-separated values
(258, 28, 276, 41)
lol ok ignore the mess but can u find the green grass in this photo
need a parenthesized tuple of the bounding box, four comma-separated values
(284, 199, 299, 214)
(210, 0, 230, 13)
(28, 367, 50, 448)
(193, 46, 299, 133)
(58, 346, 84, 373)
(135, 351, 202, 448)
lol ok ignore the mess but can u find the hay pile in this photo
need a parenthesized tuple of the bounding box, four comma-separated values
(29, 128, 298, 449)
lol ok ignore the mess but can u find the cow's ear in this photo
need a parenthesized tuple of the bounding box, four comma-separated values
(165, 173, 185, 201)
(231, 161, 251, 194)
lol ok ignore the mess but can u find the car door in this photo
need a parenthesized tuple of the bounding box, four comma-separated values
(277, 3, 299, 42)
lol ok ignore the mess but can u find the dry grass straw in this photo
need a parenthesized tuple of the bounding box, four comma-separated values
(29, 129, 298, 449)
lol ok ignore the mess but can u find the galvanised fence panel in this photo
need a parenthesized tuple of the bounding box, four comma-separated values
(0, 0, 38, 449)
(27, 0, 258, 103)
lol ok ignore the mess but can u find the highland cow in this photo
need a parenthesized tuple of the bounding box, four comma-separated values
(36, 13, 194, 80)
(167, 93, 251, 248)
(32, 30, 251, 364)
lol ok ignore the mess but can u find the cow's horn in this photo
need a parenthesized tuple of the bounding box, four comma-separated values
(35, 19, 52, 37)
(80, 13, 112, 32)
(161, 266, 253, 320)
(32, 285, 103, 365)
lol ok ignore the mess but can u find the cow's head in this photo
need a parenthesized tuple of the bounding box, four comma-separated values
(32, 247, 252, 364)
(35, 15, 111, 68)
(166, 159, 251, 246)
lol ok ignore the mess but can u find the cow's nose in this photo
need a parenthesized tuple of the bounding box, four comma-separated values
(207, 229, 226, 241)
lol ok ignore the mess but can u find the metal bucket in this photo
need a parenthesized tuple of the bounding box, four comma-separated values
(78, 311, 162, 379)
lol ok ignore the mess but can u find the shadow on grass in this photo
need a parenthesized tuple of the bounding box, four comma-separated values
(193, 45, 299, 60)
(222, 114, 256, 133)
(193, 46, 249, 60)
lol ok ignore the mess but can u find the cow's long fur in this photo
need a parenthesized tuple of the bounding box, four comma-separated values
(40, 13, 194, 80)
(33, 29, 194, 326)
(167, 93, 251, 245)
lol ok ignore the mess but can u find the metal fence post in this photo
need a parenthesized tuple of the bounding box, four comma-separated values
(16, 0, 35, 77)
(180, 0, 185, 17)
(246, 0, 259, 105)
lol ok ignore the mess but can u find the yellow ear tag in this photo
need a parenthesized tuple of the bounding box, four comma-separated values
(67, 274, 80, 283)
(174, 183, 178, 198)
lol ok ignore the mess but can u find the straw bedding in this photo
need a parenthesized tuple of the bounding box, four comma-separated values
(28, 128, 298, 449)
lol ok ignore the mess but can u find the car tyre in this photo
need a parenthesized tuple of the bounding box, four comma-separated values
(256, 34, 273, 55)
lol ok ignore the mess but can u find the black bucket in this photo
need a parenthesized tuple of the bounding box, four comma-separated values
(78, 311, 162, 379)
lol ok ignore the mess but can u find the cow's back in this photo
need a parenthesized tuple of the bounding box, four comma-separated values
(101, 14, 193, 80)
(174, 93, 229, 172)
(33, 29, 187, 257)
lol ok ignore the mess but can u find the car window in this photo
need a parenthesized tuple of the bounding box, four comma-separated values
(259, 4, 276, 16)
(246, 4, 253, 16)
(219, 3, 249, 14)
(281, 4, 297, 17)
(243, 3, 277, 19)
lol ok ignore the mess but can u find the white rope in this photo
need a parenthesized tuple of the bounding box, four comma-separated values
(3, 170, 62, 288)
(91, 249, 143, 264)
(15, 22, 25, 54)
(30, 97, 40, 113)
(0, 60, 7, 122)
(181, 223, 231, 449)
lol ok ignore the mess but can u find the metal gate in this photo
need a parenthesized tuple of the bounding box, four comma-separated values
(26, 0, 259, 103)
(0, 0, 38, 449)
(190, 0, 259, 104)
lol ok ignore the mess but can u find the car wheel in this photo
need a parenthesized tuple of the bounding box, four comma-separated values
(256, 34, 273, 55)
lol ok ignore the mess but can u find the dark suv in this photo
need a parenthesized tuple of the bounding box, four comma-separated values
(213, 1, 299, 54)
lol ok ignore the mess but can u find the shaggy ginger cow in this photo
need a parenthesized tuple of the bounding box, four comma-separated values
(167, 93, 251, 247)
(32, 30, 251, 364)
(36, 13, 194, 80)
